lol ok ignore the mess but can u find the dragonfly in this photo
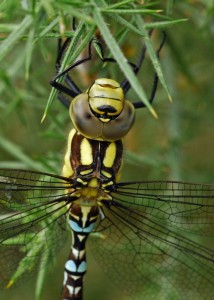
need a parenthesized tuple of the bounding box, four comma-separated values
(0, 32, 214, 300)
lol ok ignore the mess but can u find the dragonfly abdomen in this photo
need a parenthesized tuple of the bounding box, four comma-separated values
(62, 204, 99, 300)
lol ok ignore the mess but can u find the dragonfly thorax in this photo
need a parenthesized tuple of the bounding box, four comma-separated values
(69, 178, 112, 207)
(63, 129, 123, 189)
(69, 78, 135, 141)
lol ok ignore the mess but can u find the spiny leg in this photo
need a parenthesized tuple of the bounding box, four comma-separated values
(51, 30, 166, 112)
(50, 39, 99, 101)
(132, 31, 166, 109)
(51, 37, 140, 110)
(55, 38, 75, 108)
(57, 38, 82, 96)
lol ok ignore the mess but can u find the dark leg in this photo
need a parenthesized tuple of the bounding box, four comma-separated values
(121, 44, 147, 94)
(51, 38, 125, 102)
(51, 30, 166, 109)
(51, 37, 82, 102)
(50, 39, 97, 96)
(57, 92, 70, 109)
(132, 31, 167, 109)
(121, 30, 153, 94)
(56, 38, 82, 96)
(56, 37, 71, 72)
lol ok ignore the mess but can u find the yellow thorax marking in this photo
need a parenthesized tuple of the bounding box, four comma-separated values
(88, 178, 99, 188)
(77, 178, 87, 185)
(62, 129, 76, 178)
(80, 169, 93, 175)
(101, 170, 112, 178)
(102, 181, 114, 188)
(103, 142, 116, 168)
(80, 138, 93, 165)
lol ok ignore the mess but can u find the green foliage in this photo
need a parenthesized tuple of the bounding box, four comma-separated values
(0, 1, 214, 300)
(0, 0, 186, 120)
(0, 0, 186, 171)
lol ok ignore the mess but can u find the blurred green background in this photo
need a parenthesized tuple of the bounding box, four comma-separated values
(0, 1, 214, 300)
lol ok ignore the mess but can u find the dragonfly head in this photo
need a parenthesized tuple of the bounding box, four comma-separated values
(69, 78, 135, 141)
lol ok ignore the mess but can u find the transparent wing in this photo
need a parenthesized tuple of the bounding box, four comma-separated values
(115, 181, 214, 234)
(90, 181, 214, 300)
(0, 169, 72, 289)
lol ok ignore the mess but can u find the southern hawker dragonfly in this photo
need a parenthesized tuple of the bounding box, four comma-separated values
(0, 33, 214, 300)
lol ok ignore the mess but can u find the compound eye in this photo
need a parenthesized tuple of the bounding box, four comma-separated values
(88, 78, 124, 119)
(102, 100, 135, 141)
(69, 93, 103, 139)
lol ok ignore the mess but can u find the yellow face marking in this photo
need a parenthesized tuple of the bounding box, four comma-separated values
(103, 142, 116, 168)
(95, 78, 120, 87)
(99, 118, 110, 123)
(88, 78, 124, 117)
(80, 138, 93, 165)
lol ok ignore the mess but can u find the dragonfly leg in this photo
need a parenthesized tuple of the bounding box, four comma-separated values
(50, 38, 82, 108)
(131, 31, 166, 109)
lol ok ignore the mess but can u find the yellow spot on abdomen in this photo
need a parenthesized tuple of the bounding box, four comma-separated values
(81, 206, 92, 227)
(103, 142, 116, 168)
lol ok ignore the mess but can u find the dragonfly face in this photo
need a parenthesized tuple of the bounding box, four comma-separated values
(88, 78, 124, 118)
(1, 32, 214, 300)
(69, 78, 135, 141)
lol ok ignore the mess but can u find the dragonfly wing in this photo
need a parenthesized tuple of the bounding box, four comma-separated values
(0, 169, 70, 289)
(115, 181, 214, 235)
(89, 181, 214, 300)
